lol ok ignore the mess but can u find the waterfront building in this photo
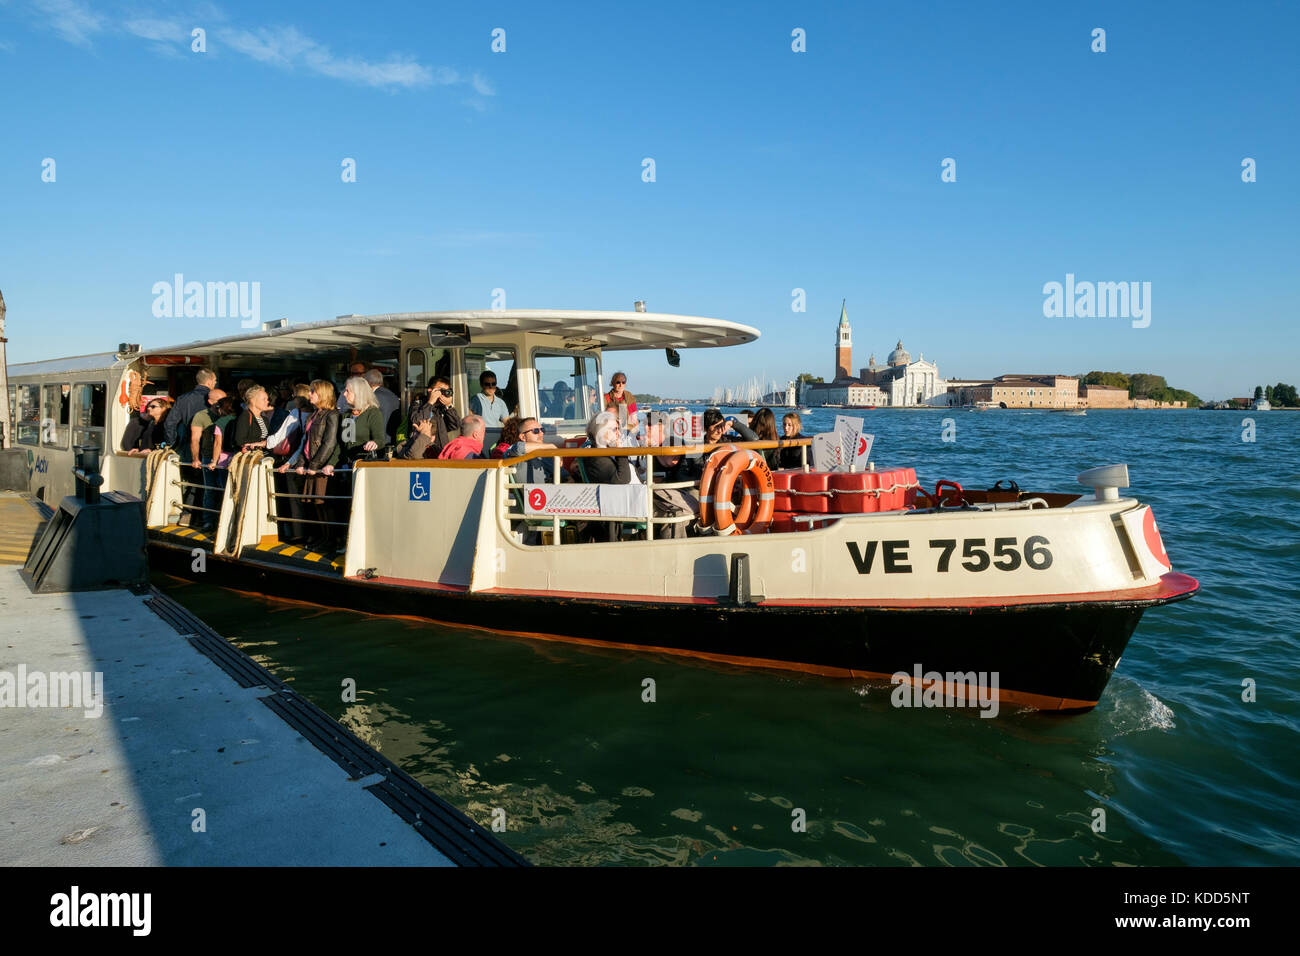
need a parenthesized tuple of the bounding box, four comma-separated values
(1079, 384, 1128, 408)
(801, 303, 946, 407)
(951, 375, 1080, 408)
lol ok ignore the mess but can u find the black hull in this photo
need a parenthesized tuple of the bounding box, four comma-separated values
(146, 540, 1192, 711)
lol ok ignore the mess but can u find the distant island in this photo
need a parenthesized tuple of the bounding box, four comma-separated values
(1074, 371, 1200, 407)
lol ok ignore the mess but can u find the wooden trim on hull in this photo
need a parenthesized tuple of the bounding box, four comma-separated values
(147, 540, 1190, 711)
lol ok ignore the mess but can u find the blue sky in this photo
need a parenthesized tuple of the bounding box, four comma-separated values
(2, 0, 1297, 399)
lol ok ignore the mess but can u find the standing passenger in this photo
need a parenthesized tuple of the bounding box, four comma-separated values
(231, 385, 273, 452)
(340, 376, 387, 462)
(281, 380, 340, 550)
(364, 368, 401, 444)
(604, 372, 639, 437)
(470, 371, 507, 428)
(395, 377, 459, 459)
(188, 389, 228, 533)
(164, 367, 215, 525)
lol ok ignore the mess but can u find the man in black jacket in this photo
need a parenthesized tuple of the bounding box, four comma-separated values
(163, 367, 216, 526)
(395, 377, 460, 459)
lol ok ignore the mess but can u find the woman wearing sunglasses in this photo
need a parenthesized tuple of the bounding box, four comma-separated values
(604, 372, 639, 437)
(120, 397, 171, 454)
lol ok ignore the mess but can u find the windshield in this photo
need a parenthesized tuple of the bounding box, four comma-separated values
(533, 351, 600, 425)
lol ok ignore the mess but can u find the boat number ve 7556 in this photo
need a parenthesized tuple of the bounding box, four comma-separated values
(846, 537, 1053, 574)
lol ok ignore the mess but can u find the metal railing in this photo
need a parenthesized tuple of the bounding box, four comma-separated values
(264, 464, 357, 529)
(498, 438, 812, 545)
(168, 462, 226, 521)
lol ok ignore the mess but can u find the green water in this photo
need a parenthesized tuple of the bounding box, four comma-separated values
(156, 410, 1300, 866)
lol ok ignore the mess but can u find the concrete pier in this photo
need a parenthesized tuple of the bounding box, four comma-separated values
(0, 563, 521, 865)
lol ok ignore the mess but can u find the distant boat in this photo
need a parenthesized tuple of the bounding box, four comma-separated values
(1049, 408, 1087, 416)
(1252, 398, 1272, 411)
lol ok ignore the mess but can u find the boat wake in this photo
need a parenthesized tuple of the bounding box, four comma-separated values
(1096, 681, 1176, 737)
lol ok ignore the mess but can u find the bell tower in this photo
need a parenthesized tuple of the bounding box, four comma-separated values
(835, 300, 852, 380)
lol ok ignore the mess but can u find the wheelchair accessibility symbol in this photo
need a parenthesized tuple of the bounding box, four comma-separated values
(409, 472, 430, 501)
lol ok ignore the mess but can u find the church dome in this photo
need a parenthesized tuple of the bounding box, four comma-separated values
(887, 340, 911, 366)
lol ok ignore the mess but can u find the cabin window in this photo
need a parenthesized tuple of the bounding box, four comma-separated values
(41, 383, 72, 448)
(405, 349, 426, 404)
(72, 382, 107, 450)
(404, 347, 450, 407)
(464, 347, 518, 416)
(16, 384, 41, 445)
(533, 351, 601, 425)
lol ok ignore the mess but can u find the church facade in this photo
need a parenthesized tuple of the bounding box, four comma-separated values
(801, 303, 947, 407)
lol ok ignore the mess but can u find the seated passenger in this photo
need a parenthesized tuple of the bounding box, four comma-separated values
(739, 407, 782, 471)
(649, 446, 700, 540)
(780, 411, 806, 468)
(581, 411, 630, 485)
(702, 407, 742, 444)
(490, 416, 521, 459)
(509, 417, 560, 484)
(544, 380, 577, 420)
(578, 411, 630, 542)
(438, 414, 486, 459)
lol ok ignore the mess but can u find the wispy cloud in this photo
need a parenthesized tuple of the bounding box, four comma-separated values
(123, 16, 189, 57)
(30, 0, 104, 47)
(17, 2, 496, 96)
(219, 24, 439, 90)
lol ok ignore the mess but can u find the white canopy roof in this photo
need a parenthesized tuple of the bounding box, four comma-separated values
(8, 310, 759, 377)
(148, 310, 759, 357)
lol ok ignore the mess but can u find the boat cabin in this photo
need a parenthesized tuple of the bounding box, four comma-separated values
(6, 309, 759, 503)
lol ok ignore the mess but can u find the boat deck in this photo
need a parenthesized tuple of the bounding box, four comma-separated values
(148, 524, 344, 573)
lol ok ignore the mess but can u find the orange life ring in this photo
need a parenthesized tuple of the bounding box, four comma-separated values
(712, 449, 775, 535)
(698, 444, 739, 526)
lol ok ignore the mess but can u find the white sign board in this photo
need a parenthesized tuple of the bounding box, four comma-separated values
(812, 417, 875, 472)
(523, 484, 600, 517)
(665, 410, 703, 445)
(812, 433, 842, 471)
(523, 483, 648, 519)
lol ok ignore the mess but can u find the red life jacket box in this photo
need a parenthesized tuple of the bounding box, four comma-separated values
(789, 471, 832, 513)
(772, 470, 798, 512)
(778, 467, 917, 514)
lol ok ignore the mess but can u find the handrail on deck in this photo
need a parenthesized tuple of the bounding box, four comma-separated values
(349, 437, 814, 470)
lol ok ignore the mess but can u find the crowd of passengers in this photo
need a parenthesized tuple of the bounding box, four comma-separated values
(122, 362, 808, 549)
